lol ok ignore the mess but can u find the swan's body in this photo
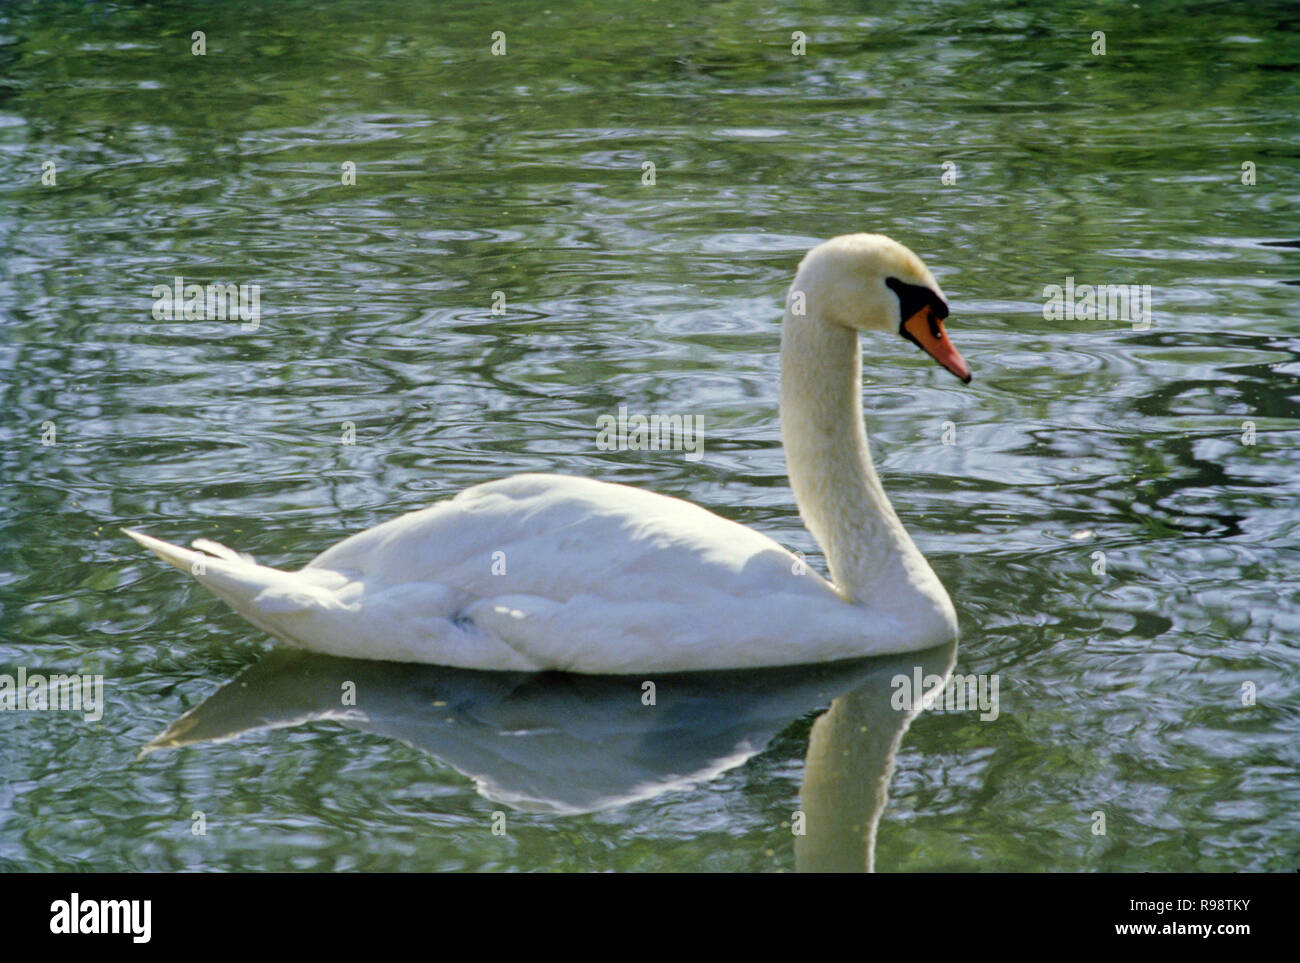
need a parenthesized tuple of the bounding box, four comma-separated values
(127, 234, 972, 673)
(127, 473, 943, 673)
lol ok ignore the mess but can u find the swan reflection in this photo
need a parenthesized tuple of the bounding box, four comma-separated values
(144, 639, 955, 870)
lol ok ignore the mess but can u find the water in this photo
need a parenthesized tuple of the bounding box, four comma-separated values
(1, 0, 1298, 871)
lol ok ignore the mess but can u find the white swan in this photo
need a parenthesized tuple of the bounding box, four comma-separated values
(126, 234, 972, 674)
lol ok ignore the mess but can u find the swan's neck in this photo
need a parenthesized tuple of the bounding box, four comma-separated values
(780, 306, 951, 623)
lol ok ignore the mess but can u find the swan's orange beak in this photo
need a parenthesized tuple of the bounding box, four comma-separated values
(902, 308, 972, 384)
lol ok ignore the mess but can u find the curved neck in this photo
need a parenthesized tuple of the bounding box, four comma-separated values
(779, 306, 942, 615)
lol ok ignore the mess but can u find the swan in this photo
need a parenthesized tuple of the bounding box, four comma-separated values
(125, 233, 972, 674)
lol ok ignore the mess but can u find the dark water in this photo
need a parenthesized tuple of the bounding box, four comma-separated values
(1, 0, 1298, 871)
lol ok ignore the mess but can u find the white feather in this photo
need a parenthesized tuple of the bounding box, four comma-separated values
(125, 234, 964, 673)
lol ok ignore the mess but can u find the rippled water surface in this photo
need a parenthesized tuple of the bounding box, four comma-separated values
(2, 0, 1298, 871)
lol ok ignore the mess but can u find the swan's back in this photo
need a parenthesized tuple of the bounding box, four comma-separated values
(308, 473, 834, 606)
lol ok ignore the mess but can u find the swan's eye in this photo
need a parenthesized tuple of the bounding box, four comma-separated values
(885, 277, 949, 340)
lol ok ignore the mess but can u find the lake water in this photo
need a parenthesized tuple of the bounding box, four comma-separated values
(1, 0, 1297, 871)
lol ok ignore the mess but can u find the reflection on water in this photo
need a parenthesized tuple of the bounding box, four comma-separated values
(143, 640, 954, 871)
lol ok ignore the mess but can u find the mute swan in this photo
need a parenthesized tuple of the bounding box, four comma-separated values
(126, 234, 971, 674)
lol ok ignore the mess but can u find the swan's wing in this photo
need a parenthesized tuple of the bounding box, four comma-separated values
(291, 473, 883, 672)
(306, 473, 837, 606)
(131, 474, 902, 672)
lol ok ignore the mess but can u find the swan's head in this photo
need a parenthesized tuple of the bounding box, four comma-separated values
(789, 233, 971, 383)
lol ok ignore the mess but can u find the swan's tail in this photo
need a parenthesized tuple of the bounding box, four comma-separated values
(123, 529, 349, 646)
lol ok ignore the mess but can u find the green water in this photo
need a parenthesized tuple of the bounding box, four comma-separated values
(2, 0, 1298, 872)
